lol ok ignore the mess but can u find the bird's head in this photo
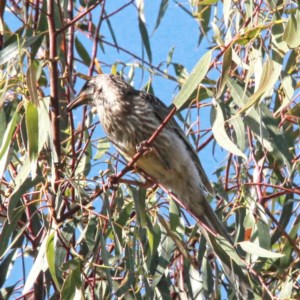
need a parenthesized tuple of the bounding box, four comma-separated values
(67, 74, 134, 111)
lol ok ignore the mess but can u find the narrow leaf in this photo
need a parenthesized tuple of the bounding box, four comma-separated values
(153, 0, 169, 32)
(46, 231, 61, 290)
(26, 63, 39, 106)
(239, 241, 284, 258)
(283, 9, 300, 48)
(25, 101, 39, 177)
(216, 46, 232, 97)
(137, 0, 152, 62)
(172, 50, 212, 109)
(211, 104, 247, 159)
(7, 166, 43, 223)
(23, 235, 48, 294)
(61, 267, 81, 300)
(75, 37, 91, 66)
(0, 35, 41, 65)
(0, 109, 19, 159)
(238, 57, 282, 114)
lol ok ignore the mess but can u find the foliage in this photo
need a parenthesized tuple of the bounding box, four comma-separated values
(0, 0, 300, 299)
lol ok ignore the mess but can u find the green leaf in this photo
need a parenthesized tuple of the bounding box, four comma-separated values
(7, 158, 43, 223)
(184, 263, 205, 299)
(146, 222, 161, 257)
(202, 256, 213, 295)
(0, 208, 23, 258)
(137, 0, 152, 62)
(26, 63, 39, 106)
(0, 109, 20, 159)
(257, 219, 271, 250)
(25, 101, 39, 177)
(0, 35, 41, 65)
(46, 231, 61, 290)
(0, 250, 17, 288)
(115, 246, 135, 297)
(204, 232, 257, 296)
(211, 103, 247, 159)
(83, 216, 99, 253)
(129, 186, 146, 227)
(216, 46, 232, 97)
(38, 98, 51, 152)
(99, 234, 113, 292)
(75, 129, 92, 176)
(283, 9, 300, 48)
(75, 37, 91, 66)
(226, 78, 273, 152)
(271, 197, 294, 244)
(93, 137, 110, 160)
(60, 266, 82, 300)
(153, 0, 169, 32)
(105, 13, 119, 52)
(229, 114, 246, 152)
(238, 57, 282, 115)
(278, 276, 293, 299)
(239, 241, 284, 258)
(23, 235, 48, 294)
(151, 219, 175, 289)
(260, 104, 293, 170)
(172, 50, 212, 109)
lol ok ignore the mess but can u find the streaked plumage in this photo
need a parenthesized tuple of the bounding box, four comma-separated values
(68, 74, 255, 297)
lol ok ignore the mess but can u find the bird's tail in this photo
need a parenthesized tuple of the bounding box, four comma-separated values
(190, 197, 257, 298)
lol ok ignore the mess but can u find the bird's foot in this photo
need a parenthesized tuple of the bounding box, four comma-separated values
(136, 140, 152, 155)
(105, 174, 119, 191)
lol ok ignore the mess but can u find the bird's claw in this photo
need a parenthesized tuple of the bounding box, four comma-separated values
(136, 140, 152, 154)
(105, 174, 119, 191)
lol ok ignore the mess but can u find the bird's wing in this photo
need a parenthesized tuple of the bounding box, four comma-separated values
(140, 91, 214, 195)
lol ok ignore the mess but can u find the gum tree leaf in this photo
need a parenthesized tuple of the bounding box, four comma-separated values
(238, 57, 282, 114)
(153, 0, 169, 33)
(26, 63, 39, 106)
(172, 50, 212, 109)
(46, 231, 61, 290)
(75, 36, 91, 66)
(0, 35, 41, 65)
(283, 9, 300, 48)
(0, 109, 20, 159)
(239, 241, 284, 258)
(137, 0, 152, 63)
(25, 101, 39, 177)
(211, 103, 247, 159)
(23, 235, 48, 294)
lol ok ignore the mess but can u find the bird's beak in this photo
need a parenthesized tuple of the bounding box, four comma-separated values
(67, 89, 93, 111)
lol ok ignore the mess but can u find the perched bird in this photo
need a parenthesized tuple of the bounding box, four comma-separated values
(68, 74, 255, 296)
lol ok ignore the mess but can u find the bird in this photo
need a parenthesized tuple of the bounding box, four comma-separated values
(67, 74, 255, 297)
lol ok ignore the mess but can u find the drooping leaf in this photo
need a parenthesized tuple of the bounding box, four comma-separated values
(25, 101, 39, 177)
(153, 0, 169, 33)
(23, 235, 48, 294)
(283, 9, 300, 48)
(60, 264, 82, 300)
(0, 35, 41, 65)
(46, 231, 61, 290)
(26, 62, 39, 106)
(239, 241, 284, 258)
(211, 103, 247, 159)
(0, 109, 20, 159)
(75, 36, 91, 66)
(238, 57, 282, 114)
(137, 0, 152, 63)
(172, 50, 212, 109)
